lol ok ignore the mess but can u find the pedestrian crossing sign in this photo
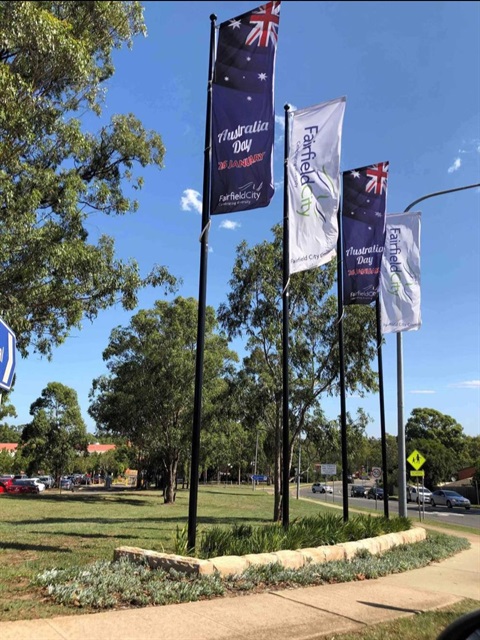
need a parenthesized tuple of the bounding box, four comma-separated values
(407, 449, 426, 470)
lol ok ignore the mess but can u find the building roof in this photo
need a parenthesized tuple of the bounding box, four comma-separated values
(1, 443, 117, 454)
(87, 444, 116, 454)
(0, 443, 18, 451)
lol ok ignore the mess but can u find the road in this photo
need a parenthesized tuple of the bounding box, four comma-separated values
(299, 485, 480, 529)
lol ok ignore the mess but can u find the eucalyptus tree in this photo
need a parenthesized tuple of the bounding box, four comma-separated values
(21, 382, 88, 479)
(218, 224, 379, 521)
(0, 1, 176, 357)
(89, 297, 238, 503)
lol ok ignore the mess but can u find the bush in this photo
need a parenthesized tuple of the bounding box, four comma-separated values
(198, 513, 412, 558)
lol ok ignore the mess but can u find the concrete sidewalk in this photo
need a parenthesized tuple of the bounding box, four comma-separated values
(1, 531, 479, 640)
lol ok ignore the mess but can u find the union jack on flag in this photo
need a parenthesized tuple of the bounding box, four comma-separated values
(214, 1, 281, 94)
(245, 2, 280, 47)
(342, 161, 389, 225)
(366, 162, 389, 195)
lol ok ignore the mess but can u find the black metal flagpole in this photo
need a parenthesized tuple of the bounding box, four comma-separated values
(336, 201, 349, 522)
(188, 14, 216, 553)
(282, 103, 291, 529)
(375, 298, 389, 518)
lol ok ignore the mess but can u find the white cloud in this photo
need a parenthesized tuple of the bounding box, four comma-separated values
(450, 380, 480, 389)
(447, 157, 462, 173)
(410, 390, 436, 394)
(180, 188, 202, 214)
(219, 220, 241, 230)
(275, 114, 285, 130)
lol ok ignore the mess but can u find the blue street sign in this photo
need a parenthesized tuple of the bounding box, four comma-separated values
(252, 475, 268, 482)
(0, 318, 16, 391)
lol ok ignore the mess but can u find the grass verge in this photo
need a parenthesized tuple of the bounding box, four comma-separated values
(324, 599, 480, 640)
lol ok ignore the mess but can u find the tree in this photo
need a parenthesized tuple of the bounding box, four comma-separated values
(218, 225, 379, 521)
(21, 382, 88, 479)
(0, 386, 19, 442)
(89, 297, 238, 503)
(405, 408, 466, 450)
(0, 1, 176, 357)
(364, 433, 398, 493)
(405, 408, 472, 472)
(407, 438, 457, 488)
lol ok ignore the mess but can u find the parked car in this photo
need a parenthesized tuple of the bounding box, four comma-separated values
(407, 485, 432, 504)
(29, 478, 46, 492)
(312, 482, 333, 494)
(7, 479, 42, 494)
(38, 475, 55, 489)
(367, 486, 386, 500)
(350, 484, 367, 498)
(430, 490, 471, 510)
(0, 477, 13, 493)
(60, 476, 75, 491)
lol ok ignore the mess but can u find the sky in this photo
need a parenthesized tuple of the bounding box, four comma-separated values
(7, 1, 480, 441)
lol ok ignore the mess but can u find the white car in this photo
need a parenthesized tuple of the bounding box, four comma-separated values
(312, 482, 333, 494)
(407, 485, 432, 504)
(38, 475, 55, 489)
(28, 478, 46, 492)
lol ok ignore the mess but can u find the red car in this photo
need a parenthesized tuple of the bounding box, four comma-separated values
(0, 478, 14, 493)
(4, 479, 41, 494)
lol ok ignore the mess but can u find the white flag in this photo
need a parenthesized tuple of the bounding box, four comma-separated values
(380, 211, 421, 334)
(288, 97, 346, 274)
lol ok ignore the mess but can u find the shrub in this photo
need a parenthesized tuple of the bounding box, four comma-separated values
(198, 513, 412, 558)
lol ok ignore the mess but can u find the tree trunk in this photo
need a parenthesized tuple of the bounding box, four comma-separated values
(164, 458, 178, 504)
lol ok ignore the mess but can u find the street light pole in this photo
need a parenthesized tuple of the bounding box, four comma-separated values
(396, 182, 479, 517)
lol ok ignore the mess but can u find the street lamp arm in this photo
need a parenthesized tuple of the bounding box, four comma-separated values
(404, 183, 480, 212)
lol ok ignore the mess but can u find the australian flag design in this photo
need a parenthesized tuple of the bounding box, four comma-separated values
(211, 2, 280, 215)
(342, 162, 389, 305)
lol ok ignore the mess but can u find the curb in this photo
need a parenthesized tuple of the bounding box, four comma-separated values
(114, 526, 427, 578)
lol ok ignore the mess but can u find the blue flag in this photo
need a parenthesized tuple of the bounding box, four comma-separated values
(211, 2, 280, 215)
(342, 162, 389, 305)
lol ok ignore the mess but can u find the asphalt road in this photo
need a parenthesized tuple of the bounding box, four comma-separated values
(300, 485, 480, 529)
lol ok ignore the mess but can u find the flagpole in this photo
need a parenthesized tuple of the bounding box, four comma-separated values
(336, 202, 349, 523)
(396, 181, 480, 518)
(282, 103, 291, 529)
(188, 14, 216, 552)
(375, 298, 389, 518)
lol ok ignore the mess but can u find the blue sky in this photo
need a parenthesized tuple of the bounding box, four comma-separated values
(9, 1, 480, 440)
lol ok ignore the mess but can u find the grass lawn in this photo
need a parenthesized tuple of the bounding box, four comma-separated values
(0, 484, 476, 624)
(0, 484, 331, 621)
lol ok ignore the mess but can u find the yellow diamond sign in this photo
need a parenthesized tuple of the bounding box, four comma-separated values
(407, 449, 426, 470)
